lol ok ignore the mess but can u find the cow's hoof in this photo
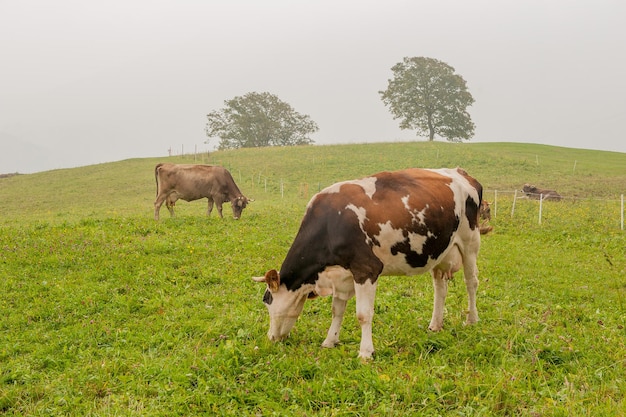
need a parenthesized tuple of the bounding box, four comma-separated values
(428, 323, 443, 332)
(358, 350, 374, 360)
(321, 340, 338, 348)
(465, 313, 479, 326)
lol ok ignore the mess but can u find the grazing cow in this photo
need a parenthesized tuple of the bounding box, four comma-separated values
(253, 167, 484, 359)
(522, 184, 562, 201)
(154, 163, 251, 220)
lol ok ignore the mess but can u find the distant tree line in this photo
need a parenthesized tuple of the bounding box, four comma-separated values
(205, 56, 475, 150)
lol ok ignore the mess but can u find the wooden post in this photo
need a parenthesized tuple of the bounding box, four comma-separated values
(493, 190, 498, 218)
(539, 194, 543, 225)
(622, 194, 624, 230)
(511, 189, 517, 218)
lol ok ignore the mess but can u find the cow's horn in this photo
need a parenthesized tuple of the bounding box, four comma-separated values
(252, 276, 266, 283)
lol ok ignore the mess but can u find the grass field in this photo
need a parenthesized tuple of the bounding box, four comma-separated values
(1, 142, 625, 416)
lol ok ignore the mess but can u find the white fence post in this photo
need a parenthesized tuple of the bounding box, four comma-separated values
(511, 190, 517, 217)
(538, 194, 543, 225)
(621, 194, 624, 230)
(494, 190, 498, 218)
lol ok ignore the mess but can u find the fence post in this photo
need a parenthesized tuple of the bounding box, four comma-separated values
(280, 179, 284, 198)
(493, 190, 498, 218)
(511, 190, 517, 217)
(539, 194, 543, 225)
(622, 194, 624, 230)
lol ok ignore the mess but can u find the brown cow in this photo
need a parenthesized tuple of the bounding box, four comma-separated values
(154, 163, 251, 220)
(253, 167, 484, 359)
(522, 184, 562, 201)
(479, 200, 493, 235)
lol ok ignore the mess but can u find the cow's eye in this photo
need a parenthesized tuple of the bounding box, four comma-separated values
(263, 289, 273, 305)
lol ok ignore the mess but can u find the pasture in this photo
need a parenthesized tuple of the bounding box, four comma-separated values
(1, 142, 625, 416)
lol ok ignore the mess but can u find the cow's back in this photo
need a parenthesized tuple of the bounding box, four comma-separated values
(156, 164, 222, 200)
(280, 167, 482, 287)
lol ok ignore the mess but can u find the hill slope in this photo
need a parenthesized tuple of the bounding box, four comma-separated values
(1, 141, 624, 223)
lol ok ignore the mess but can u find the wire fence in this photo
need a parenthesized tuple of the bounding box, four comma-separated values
(172, 153, 625, 231)
(484, 189, 624, 230)
(248, 174, 625, 231)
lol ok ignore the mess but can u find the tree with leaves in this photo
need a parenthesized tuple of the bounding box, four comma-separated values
(379, 57, 475, 142)
(205, 92, 318, 149)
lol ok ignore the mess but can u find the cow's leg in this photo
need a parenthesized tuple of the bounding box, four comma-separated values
(429, 270, 448, 331)
(354, 279, 378, 359)
(215, 201, 224, 218)
(207, 198, 214, 216)
(154, 194, 165, 220)
(322, 296, 348, 348)
(462, 249, 480, 326)
(165, 196, 176, 217)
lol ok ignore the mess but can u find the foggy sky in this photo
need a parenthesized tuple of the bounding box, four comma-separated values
(1, 0, 625, 174)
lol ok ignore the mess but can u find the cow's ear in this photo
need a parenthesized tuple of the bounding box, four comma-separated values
(265, 269, 280, 292)
(252, 269, 280, 292)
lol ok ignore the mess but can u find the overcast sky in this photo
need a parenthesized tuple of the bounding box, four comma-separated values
(1, 0, 625, 174)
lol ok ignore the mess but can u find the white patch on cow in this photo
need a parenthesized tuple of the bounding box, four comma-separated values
(410, 202, 429, 226)
(376, 220, 404, 244)
(401, 195, 410, 210)
(316, 266, 354, 298)
(426, 168, 480, 220)
(345, 203, 372, 245)
(408, 231, 430, 253)
(358, 177, 377, 199)
(345, 203, 367, 223)
(321, 177, 377, 199)
(372, 222, 406, 274)
(371, 220, 431, 275)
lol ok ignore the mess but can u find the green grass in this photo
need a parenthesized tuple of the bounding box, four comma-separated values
(1, 142, 625, 416)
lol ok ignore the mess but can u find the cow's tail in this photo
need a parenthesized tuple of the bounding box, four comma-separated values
(155, 163, 164, 197)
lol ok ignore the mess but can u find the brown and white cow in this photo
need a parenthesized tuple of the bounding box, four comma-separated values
(253, 167, 483, 359)
(522, 184, 562, 201)
(154, 163, 251, 220)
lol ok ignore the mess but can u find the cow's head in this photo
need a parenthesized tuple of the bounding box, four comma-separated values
(252, 269, 309, 342)
(230, 196, 252, 220)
